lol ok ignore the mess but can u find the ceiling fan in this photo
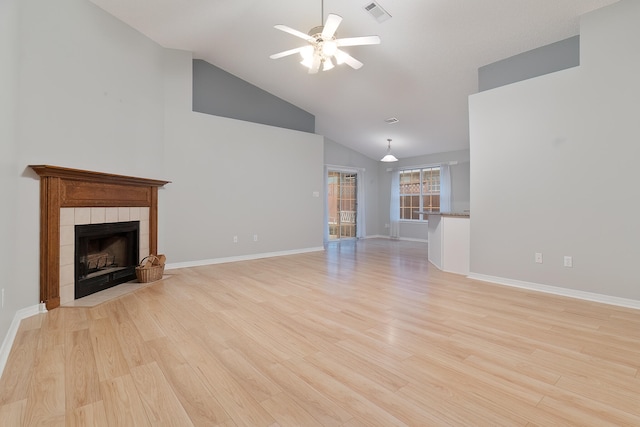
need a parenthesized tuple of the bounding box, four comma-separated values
(269, 3, 381, 74)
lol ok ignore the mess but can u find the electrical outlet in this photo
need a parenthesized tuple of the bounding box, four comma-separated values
(535, 253, 543, 264)
(564, 256, 573, 268)
(253, 234, 258, 242)
(233, 236, 238, 243)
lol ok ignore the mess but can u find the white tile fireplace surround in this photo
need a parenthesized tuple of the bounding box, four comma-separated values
(59, 207, 150, 305)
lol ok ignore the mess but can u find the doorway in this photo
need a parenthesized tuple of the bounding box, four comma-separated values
(327, 171, 357, 240)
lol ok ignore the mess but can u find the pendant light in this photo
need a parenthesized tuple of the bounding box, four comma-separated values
(380, 138, 398, 162)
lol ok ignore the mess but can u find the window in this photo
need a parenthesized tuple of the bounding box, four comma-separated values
(399, 167, 440, 220)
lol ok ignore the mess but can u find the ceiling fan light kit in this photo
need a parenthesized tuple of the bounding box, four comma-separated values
(270, 1, 381, 74)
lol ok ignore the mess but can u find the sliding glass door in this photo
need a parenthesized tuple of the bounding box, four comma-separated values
(327, 171, 357, 240)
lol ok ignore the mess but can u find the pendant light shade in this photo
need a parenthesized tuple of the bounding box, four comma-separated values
(380, 138, 398, 162)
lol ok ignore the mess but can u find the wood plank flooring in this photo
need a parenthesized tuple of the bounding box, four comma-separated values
(1, 239, 639, 426)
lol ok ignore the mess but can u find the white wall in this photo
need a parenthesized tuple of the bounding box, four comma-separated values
(18, 0, 166, 175)
(324, 138, 380, 238)
(0, 0, 167, 344)
(163, 111, 324, 262)
(0, 0, 21, 342)
(451, 161, 470, 213)
(162, 51, 324, 263)
(469, 0, 640, 301)
(377, 150, 471, 240)
(0, 0, 324, 347)
(323, 143, 471, 241)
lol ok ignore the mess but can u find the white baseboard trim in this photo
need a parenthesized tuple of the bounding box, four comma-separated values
(467, 273, 640, 310)
(428, 259, 443, 271)
(165, 246, 325, 270)
(0, 303, 47, 379)
(364, 235, 428, 243)
(397, 237, 428, 243)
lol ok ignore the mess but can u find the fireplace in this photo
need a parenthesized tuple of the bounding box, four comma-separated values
(30, 165, 170, 309)
(75, 221, 140, 299)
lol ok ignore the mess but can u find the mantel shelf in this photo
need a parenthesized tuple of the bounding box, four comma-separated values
(30, 165, 170, 188)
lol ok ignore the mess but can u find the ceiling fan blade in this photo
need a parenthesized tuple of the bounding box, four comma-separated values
(274, 25, 315, 42)
(270, 47, 306, 59)
(335, 49, 363, 70)
(336, 35, 381, 47)
(321, 14, 342, 39)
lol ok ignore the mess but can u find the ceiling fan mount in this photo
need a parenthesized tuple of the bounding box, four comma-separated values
(269, 4, 381, 74)
(308, 26, 329, 39)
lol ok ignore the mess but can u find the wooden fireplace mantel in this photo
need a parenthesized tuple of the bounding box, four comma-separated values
(30, 165, 170, 310)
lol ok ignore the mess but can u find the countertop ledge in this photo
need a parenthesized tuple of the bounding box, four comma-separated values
(415, 211, 470, 217)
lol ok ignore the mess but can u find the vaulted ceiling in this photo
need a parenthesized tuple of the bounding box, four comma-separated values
(90, 0, 618, 160)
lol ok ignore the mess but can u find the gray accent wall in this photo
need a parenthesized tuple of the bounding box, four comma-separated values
(469, 0, 640, 301)
(193, 59, 315, 133)
(478, 35, 580, 92)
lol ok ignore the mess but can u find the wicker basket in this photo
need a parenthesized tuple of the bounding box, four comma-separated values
(135, 255, 165, 283)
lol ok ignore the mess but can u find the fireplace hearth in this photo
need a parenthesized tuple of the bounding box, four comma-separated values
(75, 221, 140, 299)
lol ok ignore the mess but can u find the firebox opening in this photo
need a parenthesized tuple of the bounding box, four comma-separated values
(75, 221, 140, 299)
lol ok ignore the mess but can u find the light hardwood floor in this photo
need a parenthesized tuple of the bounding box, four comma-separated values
(1, 239, 639, 426)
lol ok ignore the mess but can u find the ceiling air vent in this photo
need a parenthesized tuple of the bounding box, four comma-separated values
(385, 117, 399, 124)
(364, 1, 392, 23)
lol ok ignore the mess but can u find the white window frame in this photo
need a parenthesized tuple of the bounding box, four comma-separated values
(399, 166, 440, 221)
